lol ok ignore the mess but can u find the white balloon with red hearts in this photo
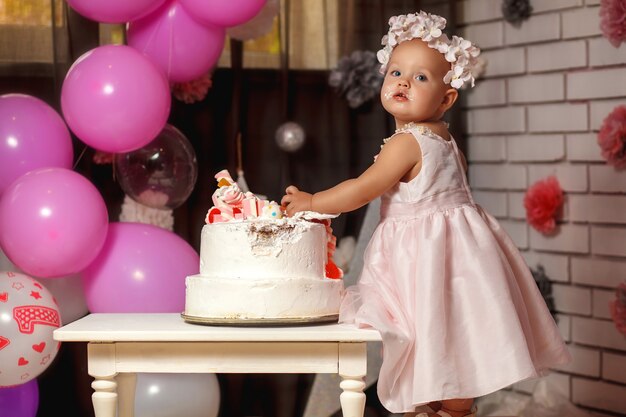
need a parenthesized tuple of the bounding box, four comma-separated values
(0, 271, 62, 387)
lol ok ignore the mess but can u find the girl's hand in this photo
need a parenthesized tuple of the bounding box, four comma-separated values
(280, 185, 313, 217)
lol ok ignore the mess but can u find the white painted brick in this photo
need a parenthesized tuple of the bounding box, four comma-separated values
(603, 352, 626, 384)
(532, 0, 584, 12)
(504, 13, 561, 45)
(507, 135, 565, 161)
(586, 0, 600, 4)
(500, 220, 528, 248)
(467, 107, 526, 134)
(562, 6, 602, 39)
(589, 37, 626, 67)
(467, 136, 506, 162)
(456, 0, 502, 24)
(530, 224, 589, 253)
(573, 317, 626, 350)
(557, 314, 571, 341)
(468, 164, 528, 190)
(481, 48, 526, 77)
(590, 99, 626, 130)
(591, 226, 626, 257)
(466, 79, 506, 107)
(553, 283, 591, 315)
(473, 191, 507, 217)
(528, 164, 588, 192)
(590, 165, 626, 193)
(508, 74, 565, 104)
(572, 378, 626, 414)
(592, 288, 614, 319)
(508, 191, 527, 220)
(570, 195, 626, 223)
(523, 251, 570, 282)
(528, 40, 587, 72)
(571, 257, 626, 288)
(566, 133, 604, 162)
(553, 345, 600, 377)
(528, 103, 588, 133)
(568, 68, 626, 100)
(461, 21, 504, 49)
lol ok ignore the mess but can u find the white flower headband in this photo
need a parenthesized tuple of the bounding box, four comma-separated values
(377, 11, 481, 89)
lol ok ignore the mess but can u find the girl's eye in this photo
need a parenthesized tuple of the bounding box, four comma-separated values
(415, 74, 427, 81)
(390, 70, 401, 77)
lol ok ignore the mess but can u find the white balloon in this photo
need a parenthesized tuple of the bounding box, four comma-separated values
(0, 271, 62, 387)
(39, 275, 89, 324)
(1, 247, 88, 324)
(135, 373, 220, 417)
(275, 121, 306, 153)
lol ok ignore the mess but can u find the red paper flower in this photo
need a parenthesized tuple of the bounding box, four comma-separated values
(610, 282, 626, 336)
(171, 73, 213, 104)
(598, 105, 626, 168)
(524, 176, 563, 234)
(600, 0, 626, 47)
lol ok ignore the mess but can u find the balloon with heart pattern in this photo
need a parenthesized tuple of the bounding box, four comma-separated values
(0, 271, 62, 387)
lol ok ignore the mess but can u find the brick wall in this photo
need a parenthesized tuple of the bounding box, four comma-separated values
(458, 0, 626, 415)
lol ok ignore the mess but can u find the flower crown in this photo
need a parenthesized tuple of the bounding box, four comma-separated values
(377, 11, 481, 89)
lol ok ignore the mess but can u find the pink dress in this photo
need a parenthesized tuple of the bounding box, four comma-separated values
(339, 126, 571, 413)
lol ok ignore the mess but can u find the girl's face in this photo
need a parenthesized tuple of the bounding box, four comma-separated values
(380, 39, 453, 127)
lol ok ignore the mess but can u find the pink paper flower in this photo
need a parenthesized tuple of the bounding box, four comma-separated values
(524, 176, 564, 234)
(171, 73, 213, 104)
(610, 282, 626, 336)
(598, 105, 626, 168)
(600, 0, 626, 47)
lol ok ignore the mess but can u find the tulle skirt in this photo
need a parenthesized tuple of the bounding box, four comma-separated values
(339, 202, 571, 413)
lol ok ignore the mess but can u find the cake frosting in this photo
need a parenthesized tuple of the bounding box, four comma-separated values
(184, 170, 344, 323)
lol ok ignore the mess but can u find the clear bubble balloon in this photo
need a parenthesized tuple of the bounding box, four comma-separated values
(275, 121, 306, 153)
(115, 124, 198, 210)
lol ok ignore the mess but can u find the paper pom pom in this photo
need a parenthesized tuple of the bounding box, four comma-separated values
(600, 0, 626, 48)
(610, 282, 626, 336)
(329, 50, 383, 109)
(598, 105, 626, 168)
(524, 176, 563, 234)
(530, 264, 557, 322)
(501, 0, 533, 26)
(171, 73, 213, 104)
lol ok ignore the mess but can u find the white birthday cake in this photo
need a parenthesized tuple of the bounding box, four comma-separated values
(183, 170, 344, 324)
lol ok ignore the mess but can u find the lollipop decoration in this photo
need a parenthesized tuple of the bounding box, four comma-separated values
(0, 272, 61, 387)
(115, 124, 198, 211)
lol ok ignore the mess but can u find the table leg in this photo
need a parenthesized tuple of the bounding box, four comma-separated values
(339, 376, 366, 417)
(117, 373, 137, 417)
(339, 342, 367, 417)
(92, 377, 117, 417)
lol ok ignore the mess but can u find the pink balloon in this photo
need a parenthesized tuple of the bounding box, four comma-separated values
(66, 0, 167, 23)
(0, 168, 109, 278)
(61, 45, 171, 153)
(81, 222, 199, 313)
(128, 1, 225, 83)
(0, 94, 73, 196)
(180, 0, 266, 27)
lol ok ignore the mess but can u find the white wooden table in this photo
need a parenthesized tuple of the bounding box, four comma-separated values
(53, 313, 382, 417)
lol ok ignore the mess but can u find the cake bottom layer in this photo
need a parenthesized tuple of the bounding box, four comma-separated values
(184, 275, 344, 321)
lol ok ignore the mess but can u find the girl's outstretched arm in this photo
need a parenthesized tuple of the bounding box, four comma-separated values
(281, 132, 421, 216)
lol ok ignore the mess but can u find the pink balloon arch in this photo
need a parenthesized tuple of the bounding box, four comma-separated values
(127, 1, 225, 83)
